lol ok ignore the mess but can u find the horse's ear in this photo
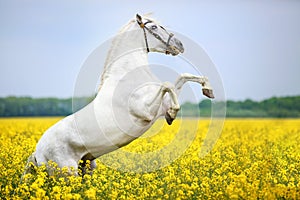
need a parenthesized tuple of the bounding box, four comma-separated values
(136, 14, 142, 25)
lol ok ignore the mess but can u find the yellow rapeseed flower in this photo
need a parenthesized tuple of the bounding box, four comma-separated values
(0, 118, 300, 199)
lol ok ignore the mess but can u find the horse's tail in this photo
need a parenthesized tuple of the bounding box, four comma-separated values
(20, 153, 38, 182)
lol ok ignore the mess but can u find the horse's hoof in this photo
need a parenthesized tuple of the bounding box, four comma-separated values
(202, 88, 215, 99)
(165, 112, 174, 125)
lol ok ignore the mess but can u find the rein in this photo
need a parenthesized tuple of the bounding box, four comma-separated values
(137, 20, 174, 54)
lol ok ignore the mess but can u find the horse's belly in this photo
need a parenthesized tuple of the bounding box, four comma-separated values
(73, 99, 152, 157)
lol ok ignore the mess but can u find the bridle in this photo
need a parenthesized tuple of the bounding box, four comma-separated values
(137, 20, 174, 54)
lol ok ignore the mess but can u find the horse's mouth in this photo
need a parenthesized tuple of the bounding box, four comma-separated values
(166, 45, 184, 56)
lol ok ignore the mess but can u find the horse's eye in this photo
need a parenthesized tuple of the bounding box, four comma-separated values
(151, 25, 158, 30)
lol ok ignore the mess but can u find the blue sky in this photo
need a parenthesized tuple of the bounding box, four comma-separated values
(1, 0, 299, 101)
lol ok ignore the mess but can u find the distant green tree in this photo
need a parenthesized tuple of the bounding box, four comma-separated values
(0, 96, 299, 118)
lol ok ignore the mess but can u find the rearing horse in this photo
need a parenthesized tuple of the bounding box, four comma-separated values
(26, 14, 214, 175)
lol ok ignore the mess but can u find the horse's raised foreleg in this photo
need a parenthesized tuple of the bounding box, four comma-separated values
(174, 73, 214, 98)
(149, 82, 180, 125)
(161, 82, 180, 125)
(130, 82, 180, 125)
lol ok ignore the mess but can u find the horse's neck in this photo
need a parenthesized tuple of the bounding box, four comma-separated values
(99, 27, 149, 89)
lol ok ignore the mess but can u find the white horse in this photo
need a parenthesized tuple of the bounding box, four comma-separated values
(25, 14, 214, 175)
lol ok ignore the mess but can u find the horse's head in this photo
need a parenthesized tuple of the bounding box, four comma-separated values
(136, 14, 184, 56)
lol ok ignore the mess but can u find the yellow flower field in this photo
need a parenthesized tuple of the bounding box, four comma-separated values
(0, 117, 299, 199)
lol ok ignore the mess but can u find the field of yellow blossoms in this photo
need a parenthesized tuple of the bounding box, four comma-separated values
(0, 117, 299, 199)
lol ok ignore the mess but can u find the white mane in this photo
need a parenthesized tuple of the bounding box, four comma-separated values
(98, 19, 136, 91)
(98, 15, 160, 91)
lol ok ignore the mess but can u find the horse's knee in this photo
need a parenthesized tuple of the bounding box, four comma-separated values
(180, 73, 193, 78)
(162, 82, 175, 92)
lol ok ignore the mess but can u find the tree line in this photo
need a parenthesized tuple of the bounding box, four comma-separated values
(0, 96, 299, 118)
(0, 96, 93, 117)
(181, 96, 300, 118)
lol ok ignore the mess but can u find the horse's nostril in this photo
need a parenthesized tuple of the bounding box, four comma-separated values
(176, 40, 183, 48)
(175, 39, 184, 53)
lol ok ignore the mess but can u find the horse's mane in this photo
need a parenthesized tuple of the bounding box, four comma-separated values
(98, 14, 158, 92)
(97, 19, 136, 91)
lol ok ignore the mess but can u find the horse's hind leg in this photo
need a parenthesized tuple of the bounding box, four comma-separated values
(78, 153, 97, 176)
(174, 73, 214, 98)
(25, 153, 38, 173)
(21, 153, 38, 182)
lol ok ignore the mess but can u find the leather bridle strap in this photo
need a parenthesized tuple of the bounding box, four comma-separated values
(137, 20, 174, 54)
(140, 21, 150, 52)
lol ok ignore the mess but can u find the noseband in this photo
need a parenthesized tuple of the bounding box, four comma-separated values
(137, 20, 174, 54)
